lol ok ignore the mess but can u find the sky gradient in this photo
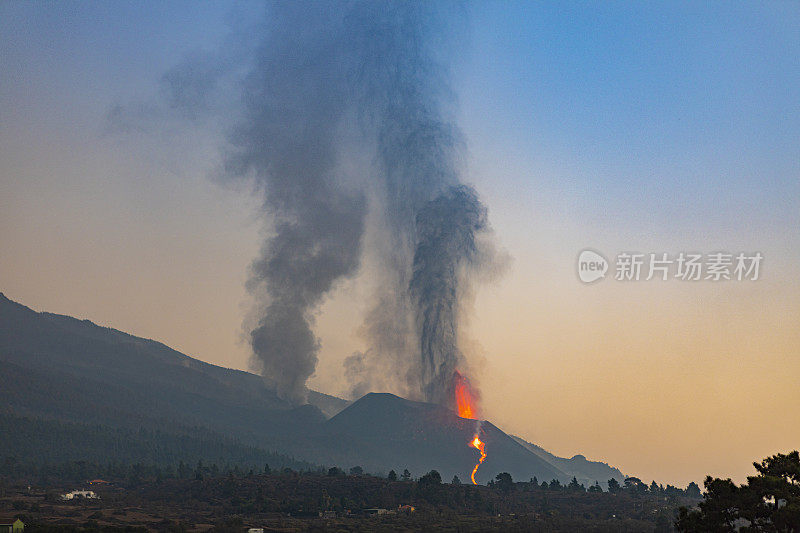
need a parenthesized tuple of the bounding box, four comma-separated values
(1, 1, 798, 487)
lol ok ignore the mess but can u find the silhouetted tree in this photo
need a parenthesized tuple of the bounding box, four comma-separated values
(419, 470, 442, 486)
(568, 476, 585, 492)
(387, 469, 397, 481)
(349, 466, 363, 476)
(495, 472, 514, 493)
(607, 478, 621, 493)
(625, 476, 648, 494)
(451, 475, 461, 485)
(676, 451, 800, 532)
(401, 469, 411, 481)
(685, 481, 701, 499)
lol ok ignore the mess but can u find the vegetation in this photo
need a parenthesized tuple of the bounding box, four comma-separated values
(0, 414, 317, 479)
(1, 461, 701, 532)
(676, 451, 800, 532)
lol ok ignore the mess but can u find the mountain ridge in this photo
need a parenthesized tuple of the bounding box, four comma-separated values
(0, 292, 624, 485)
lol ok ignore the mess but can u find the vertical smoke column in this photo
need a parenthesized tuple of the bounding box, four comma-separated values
(344, 2, 489, 403)
(226, 3, 365, 403)
(410, 186, 487, 404)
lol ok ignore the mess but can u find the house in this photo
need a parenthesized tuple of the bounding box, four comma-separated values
(362, 508, 389, 516)
(61, 490, 99, 501)
(0, 518, 24, 533)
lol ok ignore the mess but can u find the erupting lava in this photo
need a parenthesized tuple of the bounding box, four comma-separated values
(469, 434, 487, 485)
(454, 371, 487, 485)
(454, 370, 478, 419)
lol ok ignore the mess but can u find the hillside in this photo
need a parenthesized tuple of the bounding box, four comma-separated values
(510, 435, 625, 487)
(0, 293, 344, 439)
(0, 293, 623, 485)
(311, 392, 568, 484)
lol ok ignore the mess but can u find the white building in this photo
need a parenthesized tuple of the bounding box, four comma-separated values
(61, 490, 99, 501)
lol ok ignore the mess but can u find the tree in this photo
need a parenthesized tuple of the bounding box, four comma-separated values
(685, 481, 701, 499)
(650, 480, 660, 494)
(676, 477, 740, 532)
(676, 451, 800, 532)
(401, 469, 412, 481)
(419, 470, 442, 486)
(624, 476, 648, 494)
(588, 481, 603, 493)
(451, 475, 461, 485)
(495, 472, 514, 493)
(607, 478, 621, 493)
(387, 469, 397, 481)
(568, 476, 585, 492)
(178, 461, 190, 479)
(349, 466, 363, 476)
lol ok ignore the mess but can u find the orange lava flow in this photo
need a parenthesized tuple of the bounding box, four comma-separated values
(469, 435, 486, 485)
(454, 371, 477, 419)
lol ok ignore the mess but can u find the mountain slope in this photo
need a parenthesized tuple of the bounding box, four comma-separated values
(309, 393, 568, 484)
(0, 293, 622, 485)
(0, 293, 333, 448)
(510, 435, 625, 488)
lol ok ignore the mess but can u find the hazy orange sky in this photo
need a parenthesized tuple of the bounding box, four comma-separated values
(1, 2, 798, 487)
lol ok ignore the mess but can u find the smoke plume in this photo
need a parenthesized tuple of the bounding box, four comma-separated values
(126, 1, 498, 406)
(411, 186, 487, 404)
(225, 3, 367, 403)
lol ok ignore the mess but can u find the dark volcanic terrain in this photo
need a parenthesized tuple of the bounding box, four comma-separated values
(0, 293, 623, 485)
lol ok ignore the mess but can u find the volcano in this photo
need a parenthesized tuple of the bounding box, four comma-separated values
(0, 293, 623, 486)
(309, 392, 566, 484)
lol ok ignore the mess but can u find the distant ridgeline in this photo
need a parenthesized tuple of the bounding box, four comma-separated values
(0, 293, 625, 486)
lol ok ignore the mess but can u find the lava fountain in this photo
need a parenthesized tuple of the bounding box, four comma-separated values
(454, 371, 487, 485)
(454, 371, 478, 419)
